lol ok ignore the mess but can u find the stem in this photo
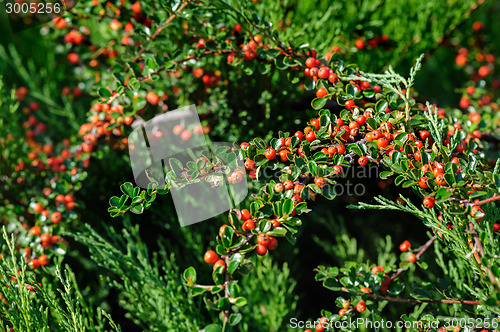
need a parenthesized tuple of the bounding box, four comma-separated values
(390, 236, 436, 282)
(339, 287, 480, 305)
(450, 194, 500, 207)
(136, 2, 191, 59)
(107, 49, 234, 105)
(468, 221, 499, 288)
(230, 233, 255, 253)
(223, 261, 231, 324)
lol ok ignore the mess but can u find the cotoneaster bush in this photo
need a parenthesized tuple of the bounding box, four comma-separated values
(0, 0, 500, 331)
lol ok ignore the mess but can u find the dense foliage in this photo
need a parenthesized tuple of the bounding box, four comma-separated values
(1, 0, 500, 331)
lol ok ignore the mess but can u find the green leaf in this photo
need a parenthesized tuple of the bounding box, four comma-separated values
(260, 219, 271, 233)
(169, 158, 184, 176)
(282, 199, 294, 216)
(113, 72, 125, 85)
(308, 161, 318, 177)
(187, 161, 198, 171)
(311, 97, 327, 110)
(130, 204, 144, 214)
(345, 83, 359, 96)
(366, 117, 378, 130)
(98, 88, 111, 98)
(227, 253, 244, 274)
(109, 196, 120, 207)
(491, 265, 500, 277)
(191, 287, 209, 297)
(133, 98, 147, 111)
(234, 297, 247, 306)
(375, 99, 388, 113)
(204, 324, 222, 332)
(435, 187, 453, 201)
(183, 267, 197, 285)
(380, 171, 393, 180)
(120, 182, 134, 196)
(267, 227, 287, 237)
(128, 62, 142, 76)
(229, 313, 242, 326)
(217, 297, 231, 311)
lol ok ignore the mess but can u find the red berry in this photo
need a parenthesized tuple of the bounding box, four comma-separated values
(271, 219, 281, 228)
(213, 259, 226, 272)
(314, 177, 327, 188)
(291, 194, 302, 205)
(173, 125, 183, 135)
(333, 165, 342, 175)
(305, 57, 316, 68)
(305, 131, 316, 142)
(241, 209, 251, 221)
(267, 237, 278, 250)
(360, 287, 370, 294)
(180, 130, 192, 141)
(51, 212, 62, 223)
(399, 240, 411, 252)
(244, 159, 256, 170)
(493, 224, 500, 233)
(294, 131, 303, 141)
(30, 259, 41, 269)
(265, 147, 277, 160)
(316, 88, 327, 98)
(310, 119, 320, 130)
(376, 138, 389, 149)
(40, 233, 51, 244)
(124, 117, 134, 125)
(204, 250, 218, 264)
(33, 203, 44, 214)
(420, 130, 430, 140)
(355, 301, 366, 312)
(279, 180, 292, 191)
(358, 156, 368, 166)
(278, 149, 289, 162)
(30, 226, 41, 236)
(257, 233, 270, 247)
(318, 67, 329, 79)
(240, 142, 250, 150)
(356, 115, 366, 126)
(256, 244, 268, 256)
(345, 99, 355, 110)
(435, 173, 447, 186)
(39, 255, 49, 266)
(478, 66, 489, 78)
(67, 53, 79, 64)
(470, 205, 485, 222)
(355, 39, 365, 49)
(408, 253, 417, 263)
(414, 150, 421, 162)
(242, 220, 256, 232)
(423, 197, 435, 209)
(418, 177, 428, 189)
(146, 92, 160, 105)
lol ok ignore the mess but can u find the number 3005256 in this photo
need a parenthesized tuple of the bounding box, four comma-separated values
(5, 2, 62, 14)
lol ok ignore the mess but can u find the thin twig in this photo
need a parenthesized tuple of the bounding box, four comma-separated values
(449, 195, 500, 207)
(339, 287, 480, 305)
(136, 2, 191, 59)
(391, 236, 436, 282)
